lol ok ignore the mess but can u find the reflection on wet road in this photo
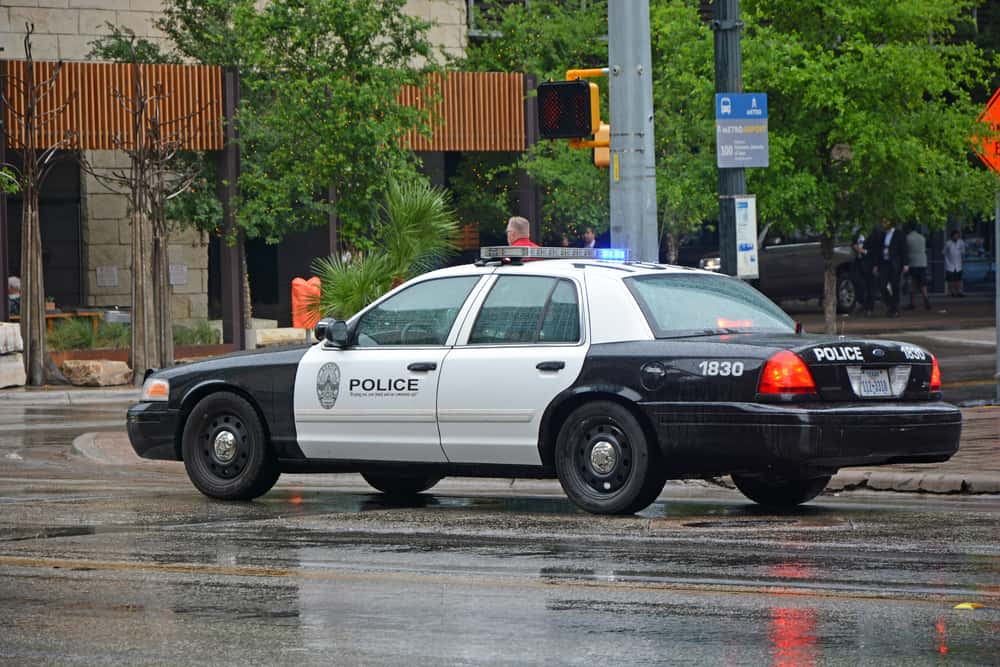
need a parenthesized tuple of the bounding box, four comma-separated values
(0, 402, 997, 664)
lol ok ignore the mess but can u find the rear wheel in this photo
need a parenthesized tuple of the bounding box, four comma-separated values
(731, 474, 831, 508)
(555, 401, 665, 515)
(361, 472, 442, 496)
(182, 392, 280, 500)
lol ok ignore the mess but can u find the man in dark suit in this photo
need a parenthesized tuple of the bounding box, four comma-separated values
(865, 220, 908, 317)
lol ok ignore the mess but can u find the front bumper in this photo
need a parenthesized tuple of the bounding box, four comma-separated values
(126, 401, 181, 460)
(643, 401, 962, 476)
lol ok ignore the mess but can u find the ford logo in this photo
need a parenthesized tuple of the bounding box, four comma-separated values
(872, 348, 886, 358)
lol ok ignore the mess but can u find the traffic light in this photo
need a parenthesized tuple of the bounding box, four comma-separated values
(537, 80, 600, 140)
(593, 123, 610, 168)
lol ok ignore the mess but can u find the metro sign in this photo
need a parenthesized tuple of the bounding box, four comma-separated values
(974, 88, 1000, 173)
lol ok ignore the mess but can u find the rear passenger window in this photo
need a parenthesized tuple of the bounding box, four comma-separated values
(468, 276, 580, 345)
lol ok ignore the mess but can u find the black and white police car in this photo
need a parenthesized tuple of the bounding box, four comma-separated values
(127, 246, 961, 515)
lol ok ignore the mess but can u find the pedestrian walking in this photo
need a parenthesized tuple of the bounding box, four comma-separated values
(851, 228, 874, 315)
(943, 229, 967, 297)
(867, 220, 907, 317)
(904, 224, 931, 310)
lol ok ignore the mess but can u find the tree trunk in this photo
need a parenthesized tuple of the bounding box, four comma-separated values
(240, 239, 252, 330)
(665, 228, 679, 265)
(152, 233, 173, 370)
(821, 235, 837, 335)
(20, 199, 46, 386)
(130, 211, 157, 384)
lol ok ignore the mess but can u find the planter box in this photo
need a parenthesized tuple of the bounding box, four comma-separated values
(50, 344, 237, 368)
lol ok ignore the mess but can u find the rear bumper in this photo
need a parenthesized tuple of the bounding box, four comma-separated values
(126, 402, 181, 460)
(642, 401, 962, 476)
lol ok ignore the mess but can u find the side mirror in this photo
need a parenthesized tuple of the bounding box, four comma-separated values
(324, 319, 350, 348)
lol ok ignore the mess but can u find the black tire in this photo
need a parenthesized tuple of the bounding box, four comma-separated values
(181, 392, 280, 500)
(554, 401, 665, 515)
(731, 474, 831, 509)
(836, 270, 856, 313)
(361, 472, 442, 496)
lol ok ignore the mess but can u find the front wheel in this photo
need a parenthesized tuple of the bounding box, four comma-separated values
(555, 401, 665, 515)
(361, 472, 442, 496)
(731, 474, 831, 508)
(181, 392, 280, 500)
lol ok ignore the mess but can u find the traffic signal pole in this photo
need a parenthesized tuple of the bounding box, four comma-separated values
(713, 0, 746, 277)
(608, 1, 659, 263)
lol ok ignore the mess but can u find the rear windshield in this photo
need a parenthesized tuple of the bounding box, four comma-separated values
(625, 273, 795, 337)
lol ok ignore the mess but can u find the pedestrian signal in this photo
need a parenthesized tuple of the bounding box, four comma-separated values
(537, 80, 600, 140)
(593, 123, 610, 168)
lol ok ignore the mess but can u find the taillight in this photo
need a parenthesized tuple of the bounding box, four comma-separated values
(758, 350, 817, 395)
(930, 355, 941, 392)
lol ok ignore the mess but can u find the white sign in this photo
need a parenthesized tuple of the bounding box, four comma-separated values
(734, 195, 759, 280)
(169, 264, 188, 286)
(96, 266, 118, 288)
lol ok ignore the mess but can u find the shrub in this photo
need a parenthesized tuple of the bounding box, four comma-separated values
(173, 320, 220, 346)
(48, 318, 94, 351)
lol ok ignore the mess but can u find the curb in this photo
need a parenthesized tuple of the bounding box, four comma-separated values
(0, 388, 139, 404)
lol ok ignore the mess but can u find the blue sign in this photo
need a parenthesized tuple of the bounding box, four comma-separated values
(715, 93, 768, 120)
(716, 93, 769, 168)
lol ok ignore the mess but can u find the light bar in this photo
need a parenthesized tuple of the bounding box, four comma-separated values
(479, 246, 630, 261)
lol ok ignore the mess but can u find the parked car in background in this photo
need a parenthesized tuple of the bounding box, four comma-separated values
(698, 227, 858, 312)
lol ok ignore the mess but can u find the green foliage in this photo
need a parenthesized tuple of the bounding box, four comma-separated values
(310, 178, 461, 319)
(460, 0, 610, 242)
(379, 179, 460, 277)
(47, 320, 131, 351)
(172, 320, 221, 346)
(309, 252, 395, 320)
(48, 319, 219, 350)
(88, 24, 179, 64)
(446, 152, 520, 244)
(0, 168, 18, 195)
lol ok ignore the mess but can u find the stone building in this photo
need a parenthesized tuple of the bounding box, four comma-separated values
(1, 0, 471, 327)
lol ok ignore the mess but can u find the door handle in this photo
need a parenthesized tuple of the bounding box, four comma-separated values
(536, 361, 565, 372)
(407, 362, 437, 372)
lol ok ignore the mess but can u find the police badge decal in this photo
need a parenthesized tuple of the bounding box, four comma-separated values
(316, 362, 341, 409)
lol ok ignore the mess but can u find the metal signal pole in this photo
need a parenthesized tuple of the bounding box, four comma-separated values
(608, 1, 658, 262)
(713, 0, 746, 276)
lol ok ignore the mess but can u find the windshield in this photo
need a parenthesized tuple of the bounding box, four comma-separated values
(625, 273, 795, 337)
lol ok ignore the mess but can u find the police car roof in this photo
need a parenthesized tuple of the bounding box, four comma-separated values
(420, 258, 709, 281)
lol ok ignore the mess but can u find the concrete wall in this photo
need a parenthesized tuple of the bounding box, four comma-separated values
(3, 0, 466, 325)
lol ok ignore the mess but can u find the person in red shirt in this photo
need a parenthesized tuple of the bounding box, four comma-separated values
(506, 216, 539, 247)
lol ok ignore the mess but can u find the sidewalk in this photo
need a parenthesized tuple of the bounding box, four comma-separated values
(790, 292, 996, 336)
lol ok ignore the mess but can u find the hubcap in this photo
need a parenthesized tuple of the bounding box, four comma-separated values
(213, 430, 237, 463)
(590, 441, 617, 474)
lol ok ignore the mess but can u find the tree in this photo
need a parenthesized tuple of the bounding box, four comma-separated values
(739, 0, 998, 332)
(82, 42, 208, 382)
(152, 0, 438, 247)
(0, 25, 77, 386)
(458, 0, 610, 242)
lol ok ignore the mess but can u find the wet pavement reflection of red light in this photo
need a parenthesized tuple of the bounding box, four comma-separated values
(936, 618, 948, 656)
(770, 607, 817, 667)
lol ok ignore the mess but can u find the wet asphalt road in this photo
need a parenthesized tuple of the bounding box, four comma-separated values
(1, 403, 998, 665)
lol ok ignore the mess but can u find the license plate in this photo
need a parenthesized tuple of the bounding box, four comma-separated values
(857, 369, 892, 397)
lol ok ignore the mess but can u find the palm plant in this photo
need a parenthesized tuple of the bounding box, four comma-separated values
(309, 178, 460, 320)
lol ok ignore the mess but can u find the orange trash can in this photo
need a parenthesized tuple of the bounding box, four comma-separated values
(291, 277, 322, 329)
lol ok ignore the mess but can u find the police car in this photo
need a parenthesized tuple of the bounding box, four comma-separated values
(127, 246, 961, 515)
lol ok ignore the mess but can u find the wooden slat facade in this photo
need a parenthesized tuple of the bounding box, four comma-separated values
(2, 61, 224, 151)
(400, 72, 525, 152)
(3, 62, 525, 153)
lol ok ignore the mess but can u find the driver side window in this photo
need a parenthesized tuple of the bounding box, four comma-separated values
(354, 276, 480, 347)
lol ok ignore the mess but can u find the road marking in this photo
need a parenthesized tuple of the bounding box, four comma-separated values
(1, 555, 995, 606)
